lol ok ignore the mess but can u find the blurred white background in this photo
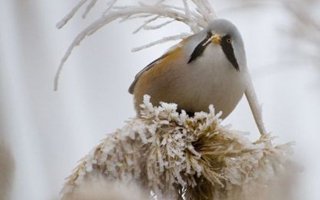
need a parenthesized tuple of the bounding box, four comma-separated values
(0, 0, 320, 199)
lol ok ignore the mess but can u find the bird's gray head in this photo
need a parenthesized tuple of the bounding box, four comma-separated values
(188, 19, 247, 71)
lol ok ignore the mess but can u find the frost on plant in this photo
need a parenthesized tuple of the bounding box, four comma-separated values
(54, 0, 216, 90)
(61, 96, 296, 200)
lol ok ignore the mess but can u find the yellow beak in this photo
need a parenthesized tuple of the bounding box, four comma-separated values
(211, 34, 221, 45)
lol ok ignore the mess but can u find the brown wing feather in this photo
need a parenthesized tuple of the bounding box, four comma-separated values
(128, 38, 188, 94)
(128, 53, 169, 94)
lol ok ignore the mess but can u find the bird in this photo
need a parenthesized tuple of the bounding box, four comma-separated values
(129, 19, 249, 119)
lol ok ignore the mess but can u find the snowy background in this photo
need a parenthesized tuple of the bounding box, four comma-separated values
(0, 0, 319, 199)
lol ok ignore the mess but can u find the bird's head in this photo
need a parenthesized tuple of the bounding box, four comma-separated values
(188, 19, 247, 71)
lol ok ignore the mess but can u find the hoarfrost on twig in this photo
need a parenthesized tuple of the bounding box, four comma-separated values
(131, 33, 190, 52)
(54, 0, 216, 90)
(56, 0, 88, 29)
(82, 0, 98, 18)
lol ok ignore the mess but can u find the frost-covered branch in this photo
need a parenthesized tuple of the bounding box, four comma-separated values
(131, 33, 190, 52)
(54, 0, 216, 90)
(61, 96, 296, 200)
(245, 74, 268, 136)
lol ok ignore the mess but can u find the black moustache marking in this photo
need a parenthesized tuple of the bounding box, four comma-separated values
(188, 32, 212, 64)
(221, 35, 239, 71)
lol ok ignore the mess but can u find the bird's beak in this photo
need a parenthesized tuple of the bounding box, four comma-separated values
(211, 34, 221, 45)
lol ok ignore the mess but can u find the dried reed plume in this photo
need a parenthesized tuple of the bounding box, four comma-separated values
(61, 96, 295, 200)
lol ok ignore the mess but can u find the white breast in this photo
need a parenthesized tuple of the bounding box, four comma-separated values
(172, 44, 248, 118)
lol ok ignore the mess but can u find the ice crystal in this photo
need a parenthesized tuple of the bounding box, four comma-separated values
(61, 96, 296, 200)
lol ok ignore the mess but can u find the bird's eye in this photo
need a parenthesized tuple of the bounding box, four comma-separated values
(226, 38, 232, 43)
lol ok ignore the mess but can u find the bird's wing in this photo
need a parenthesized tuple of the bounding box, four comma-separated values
(128, 43, 184, 94)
